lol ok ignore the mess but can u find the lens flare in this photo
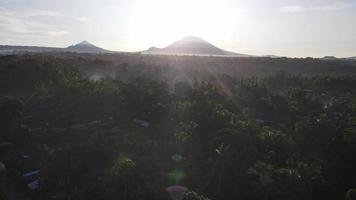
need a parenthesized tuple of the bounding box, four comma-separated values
(172, 153, 183, 162)
(168, 169, 186, 184)
(166, 185, 188, 200)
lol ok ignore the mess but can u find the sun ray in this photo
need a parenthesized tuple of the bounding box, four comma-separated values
(128, 0, 239, 48)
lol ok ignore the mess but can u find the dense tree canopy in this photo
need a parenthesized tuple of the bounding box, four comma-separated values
(0, 54, 356, 200)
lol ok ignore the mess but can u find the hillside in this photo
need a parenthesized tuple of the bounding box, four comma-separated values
(143, 36, 249, 57)
(66, 41, 109, 53)
(0, 41, 109, 54)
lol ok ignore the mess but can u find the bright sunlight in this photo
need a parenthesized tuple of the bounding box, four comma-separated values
(2, 0, 356, 200)
(128, 0, 240, 48)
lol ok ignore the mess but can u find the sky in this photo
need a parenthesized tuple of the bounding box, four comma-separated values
(0, 0, 356, 57)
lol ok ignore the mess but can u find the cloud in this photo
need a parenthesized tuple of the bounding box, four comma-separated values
(48, 31, 69, 37)
(25, 10, 65, 18)
(0, 7, 69, 37)
(77, 17, 92, 23)
(24, 9, 92, 23)
(280, 6, 304, 13)
(0, 7, 91, 38)
(280, 2, 356, 13)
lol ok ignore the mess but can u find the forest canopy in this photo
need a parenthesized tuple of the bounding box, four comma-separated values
(1, 53, 356, 200)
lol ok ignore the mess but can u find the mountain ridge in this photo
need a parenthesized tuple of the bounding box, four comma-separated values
(66, 41, 109, 53)
(143, 36, 250, 57)
(0, 41, 109, 54)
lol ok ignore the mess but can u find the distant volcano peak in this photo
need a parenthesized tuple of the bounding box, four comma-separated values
(77, 40, 93, 46)
(66, 40, 108, 53)
(143, 36, 250, 57)
(178, 36, 209, 43)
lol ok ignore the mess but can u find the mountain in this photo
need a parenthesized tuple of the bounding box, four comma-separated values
(0, 45, 63, 54)
(0, 41, 109, 54)
(321, 56, 338, 60)
(345, 56, 356, 60)
(66, 41, 109, 53)
(143, 36, 250, 57)
(261, 55, 283, 58)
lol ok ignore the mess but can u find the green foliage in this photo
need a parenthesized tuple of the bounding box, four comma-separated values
(287, 88, 309, 113)
(0, 162, 5, 176)
(346, 189, 356, 200)
(1, 54, 356, 200)
(110, 154, 136, 177)
(182, 191, 211, 200)
(0, 98, 24, 141)
(248, 161, 274, 187)
(344, 117, 356, 144)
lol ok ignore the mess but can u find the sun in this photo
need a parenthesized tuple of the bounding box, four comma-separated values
(128, 0, 238, 49)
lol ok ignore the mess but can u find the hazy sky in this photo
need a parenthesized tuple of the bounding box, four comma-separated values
(1, 0, 356, 57)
